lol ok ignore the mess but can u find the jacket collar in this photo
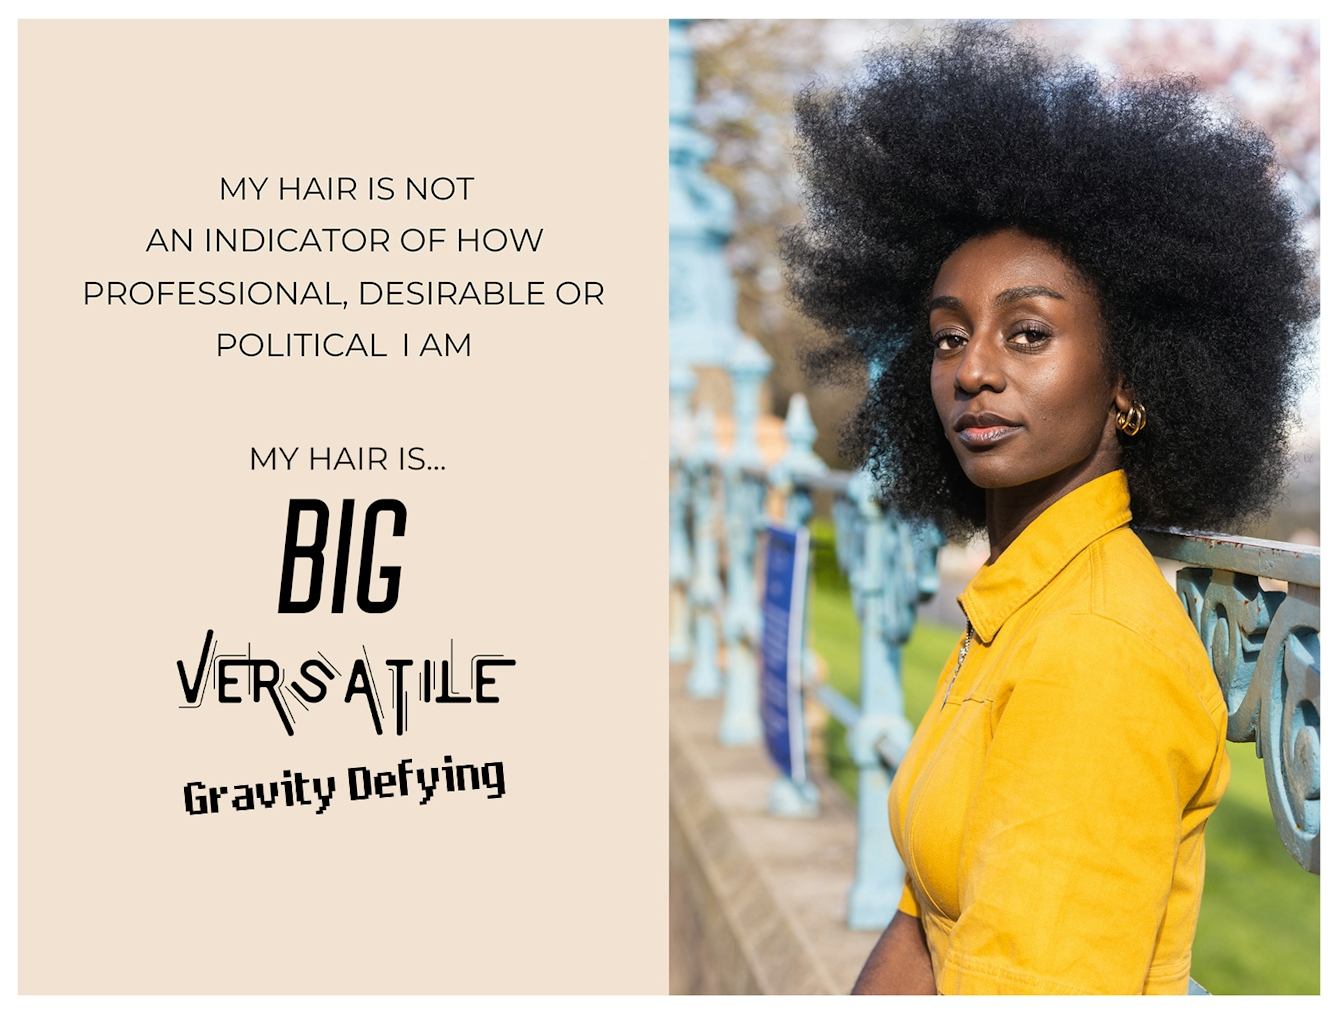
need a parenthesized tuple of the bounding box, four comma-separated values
(958, 470, 1133, 644)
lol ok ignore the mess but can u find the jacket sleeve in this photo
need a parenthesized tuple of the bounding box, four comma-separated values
(897, 875, 921, 918)
(936, 613, 1226, 994)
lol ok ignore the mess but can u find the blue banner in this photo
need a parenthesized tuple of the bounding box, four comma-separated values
(760, 523, 810, 782)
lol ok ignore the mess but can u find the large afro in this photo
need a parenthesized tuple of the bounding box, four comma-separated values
(783, 24, 1317, 537)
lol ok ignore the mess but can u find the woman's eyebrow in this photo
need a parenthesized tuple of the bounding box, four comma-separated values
(928, 295, 963, 311)
(994, 285, 1065, 305)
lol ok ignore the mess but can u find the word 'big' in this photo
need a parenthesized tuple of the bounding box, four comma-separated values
(279, 498, 405, 613)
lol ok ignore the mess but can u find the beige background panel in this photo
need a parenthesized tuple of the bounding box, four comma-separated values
(19, 20, 668, 993)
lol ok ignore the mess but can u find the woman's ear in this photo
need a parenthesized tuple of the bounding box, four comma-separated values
(1112, 376, 1148, 436)
(1113, 376, 1135, 416)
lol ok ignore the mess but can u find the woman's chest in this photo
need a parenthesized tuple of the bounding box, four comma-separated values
(891, 633, 1028, 921)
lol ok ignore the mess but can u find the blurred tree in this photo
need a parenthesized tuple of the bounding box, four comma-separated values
(1032, 20, 1319, 224)
(690, 20, 926, 467)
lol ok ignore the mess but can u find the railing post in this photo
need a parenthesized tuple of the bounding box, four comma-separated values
(843, 470, 907, 927)
(669, 19, 743, 369)
(837, 468, 944, 929)
(669, 361, 697, 664)
(773, 393, 824, 529)
(764, 394, 826, 816)
(719, 337, 772, 745)
(686, 405, 723, 698)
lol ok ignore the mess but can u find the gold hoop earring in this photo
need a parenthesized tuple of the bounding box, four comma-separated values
(1116, 402, 1147, 437)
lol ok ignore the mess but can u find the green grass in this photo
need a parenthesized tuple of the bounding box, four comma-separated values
(1190, 740, 1320, 994)
(807, 519, 1319, 994)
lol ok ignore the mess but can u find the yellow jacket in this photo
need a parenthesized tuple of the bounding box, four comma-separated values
(889, 469, 1230, 994)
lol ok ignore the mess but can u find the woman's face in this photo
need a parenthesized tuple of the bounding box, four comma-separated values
(929, 229, 1125, 494)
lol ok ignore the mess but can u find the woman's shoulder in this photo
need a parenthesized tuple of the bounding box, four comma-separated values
(1022, 526, 1226, 727)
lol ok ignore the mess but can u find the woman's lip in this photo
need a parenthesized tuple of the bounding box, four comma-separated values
(957, 424, 1022, 447)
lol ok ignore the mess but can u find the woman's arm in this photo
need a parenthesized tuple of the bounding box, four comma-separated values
(851, 910, 937, 994)
(930, 614, 1223, 993)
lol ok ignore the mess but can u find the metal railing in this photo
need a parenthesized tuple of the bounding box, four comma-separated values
(1137, 528, 1320, 873)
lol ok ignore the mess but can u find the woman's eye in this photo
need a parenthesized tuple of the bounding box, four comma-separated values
(934, 332, 966, 351)
(1010, 325, 1051, 346)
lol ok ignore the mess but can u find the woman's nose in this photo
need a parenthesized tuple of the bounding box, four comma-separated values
(955, 336, 1006, 394)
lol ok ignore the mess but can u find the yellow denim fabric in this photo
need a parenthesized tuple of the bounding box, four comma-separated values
(889, 470, 1230, 995)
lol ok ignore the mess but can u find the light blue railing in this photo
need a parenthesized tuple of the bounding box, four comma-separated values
(1138, 528, 1320, 873)
(671, 391, 944, 927)
(670, 392, 1321, 940)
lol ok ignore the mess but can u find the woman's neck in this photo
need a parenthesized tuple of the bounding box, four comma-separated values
(984, 458, 1121, 564)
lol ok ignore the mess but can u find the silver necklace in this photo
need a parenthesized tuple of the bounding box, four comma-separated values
(941, 620, 974, 710)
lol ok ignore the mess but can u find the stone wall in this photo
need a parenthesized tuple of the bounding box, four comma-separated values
(669, 665, 882, 994)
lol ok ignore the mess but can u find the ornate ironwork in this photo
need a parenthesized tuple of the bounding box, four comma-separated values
(832, 469, 943, 928)
(1140, 528, 1320, 874)
(668, 362, 696, 665)
(686, 406, 723, 698)
(718, 340, 772, 745)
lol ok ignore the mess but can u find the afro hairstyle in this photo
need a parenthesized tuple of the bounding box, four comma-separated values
(783, 23, 1317, 537)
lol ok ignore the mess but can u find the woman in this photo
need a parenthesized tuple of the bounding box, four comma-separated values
(783, 26, 1316, 995)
